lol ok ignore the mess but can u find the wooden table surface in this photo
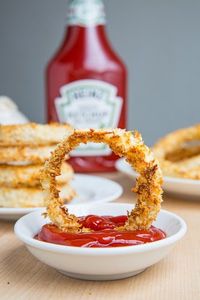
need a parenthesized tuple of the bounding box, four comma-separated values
(0, 173, 199, 300)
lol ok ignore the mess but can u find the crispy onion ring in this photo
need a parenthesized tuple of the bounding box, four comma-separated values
(0, 184, 75, 208)
(153, 124, 200, 179)
(0, 162, 73, 188)
(165, 145, 200, 162)
(0, 123, 73, 146)
(0, 145, 61, 164)
(41, 129, 163, 233)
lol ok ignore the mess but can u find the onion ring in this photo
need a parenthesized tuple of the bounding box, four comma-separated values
(41, 129, 163, 233)
(0, 162, 73, 188)
(161, 154, 200, 179)
(0, 145, 61, 164)
(0, 184, 75, 208)
(165, 145, 200, 162)
(0, 123, 73, 146)
(153, 124, 200, 179)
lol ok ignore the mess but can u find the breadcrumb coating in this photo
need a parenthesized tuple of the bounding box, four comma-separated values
(0, 162, 73, 188)
(0, 123, 73, 146)
(0, 183, 75, 208)
(153, 124, 200, 179)
(41, 129, 163, 233)
(0, 145, 59, 164)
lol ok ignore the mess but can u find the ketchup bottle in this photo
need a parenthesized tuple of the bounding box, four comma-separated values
(46, 0, 127, 172)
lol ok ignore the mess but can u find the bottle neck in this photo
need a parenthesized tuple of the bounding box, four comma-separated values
(61, 25, 112, 63)
(64, 24, 107, 47)
(60, 0, 112, 64)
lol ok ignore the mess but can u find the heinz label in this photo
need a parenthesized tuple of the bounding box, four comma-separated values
(55, 79, 122, 156)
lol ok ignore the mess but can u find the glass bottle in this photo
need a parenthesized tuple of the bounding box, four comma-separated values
(46, 0, 127, 172)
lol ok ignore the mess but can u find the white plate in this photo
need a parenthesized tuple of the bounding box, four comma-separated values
(14, 203, 186, 281)
(116, 158, 200, 198)
(0, 174, 123, 221)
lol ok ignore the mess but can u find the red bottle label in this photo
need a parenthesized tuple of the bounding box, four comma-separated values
(55, 79, 122, 156)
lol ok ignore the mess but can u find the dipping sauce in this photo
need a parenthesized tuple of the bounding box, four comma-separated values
(36, 215, 166, 248)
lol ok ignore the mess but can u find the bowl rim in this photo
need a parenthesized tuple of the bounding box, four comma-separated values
(14, 203, 187, 255)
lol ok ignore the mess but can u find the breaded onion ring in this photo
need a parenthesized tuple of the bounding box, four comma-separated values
(0, 123, 73, 146)
(0, 162, 73, 188)
(161, 154, 200, 179)
(165, 145, 200, 162)
(41, 129, 163, 233)
(0, 145, 69, 164)
(153, 124, 200, 179)
(0, 184, 75, 208)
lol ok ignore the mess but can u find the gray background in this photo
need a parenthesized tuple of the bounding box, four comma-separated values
(0, 0, 200, 145)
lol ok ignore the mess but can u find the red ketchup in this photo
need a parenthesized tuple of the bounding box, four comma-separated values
(46, 0, 127, 172)
(37, 215, 166, 248)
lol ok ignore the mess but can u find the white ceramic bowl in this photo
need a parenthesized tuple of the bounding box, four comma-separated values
(14, 203, 186, 281)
